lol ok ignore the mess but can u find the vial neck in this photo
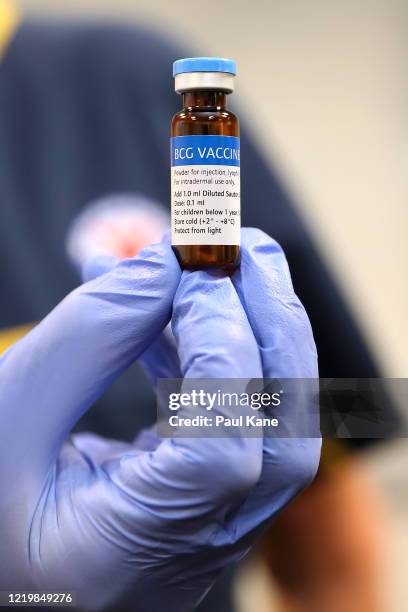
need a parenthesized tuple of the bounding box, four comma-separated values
(182, 90, 227, 110)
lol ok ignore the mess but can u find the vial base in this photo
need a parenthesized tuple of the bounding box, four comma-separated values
(173, 245, 240, 271)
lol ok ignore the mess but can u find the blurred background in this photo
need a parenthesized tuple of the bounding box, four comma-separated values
(3, 1, 408, 610)
(17, 0, 407, 377)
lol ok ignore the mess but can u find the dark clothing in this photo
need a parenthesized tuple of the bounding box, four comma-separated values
(0, 21, 384, 611)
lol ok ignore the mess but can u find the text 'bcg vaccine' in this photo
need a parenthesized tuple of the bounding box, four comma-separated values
(171, 57, 240, 270)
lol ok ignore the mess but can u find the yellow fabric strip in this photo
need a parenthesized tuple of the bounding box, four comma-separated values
(0, 0, 20, 59)
(0, 323, 34, 355)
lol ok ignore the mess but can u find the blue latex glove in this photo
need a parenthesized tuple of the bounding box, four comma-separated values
(0, 230, 321, 611)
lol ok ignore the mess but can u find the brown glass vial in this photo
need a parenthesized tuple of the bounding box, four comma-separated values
(171, 58, 240, 270)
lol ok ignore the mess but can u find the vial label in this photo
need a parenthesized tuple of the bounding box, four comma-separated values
(171, 135, 240, 245)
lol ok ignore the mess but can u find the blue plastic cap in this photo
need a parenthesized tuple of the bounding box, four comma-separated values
(173, 57, 237, 77)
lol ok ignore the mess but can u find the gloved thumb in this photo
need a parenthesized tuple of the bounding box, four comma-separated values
(0, 244, 181, 493)
(81, 254, 119, 282)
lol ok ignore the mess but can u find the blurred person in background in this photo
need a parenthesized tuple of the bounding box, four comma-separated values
(0, 1, 393, 610)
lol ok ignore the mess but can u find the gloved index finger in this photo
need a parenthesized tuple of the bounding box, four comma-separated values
(173, 268, 263, 380)
(112, 269, 265, 523)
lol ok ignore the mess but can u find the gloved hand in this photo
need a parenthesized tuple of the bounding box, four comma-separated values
(0, 229, 321, 611)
